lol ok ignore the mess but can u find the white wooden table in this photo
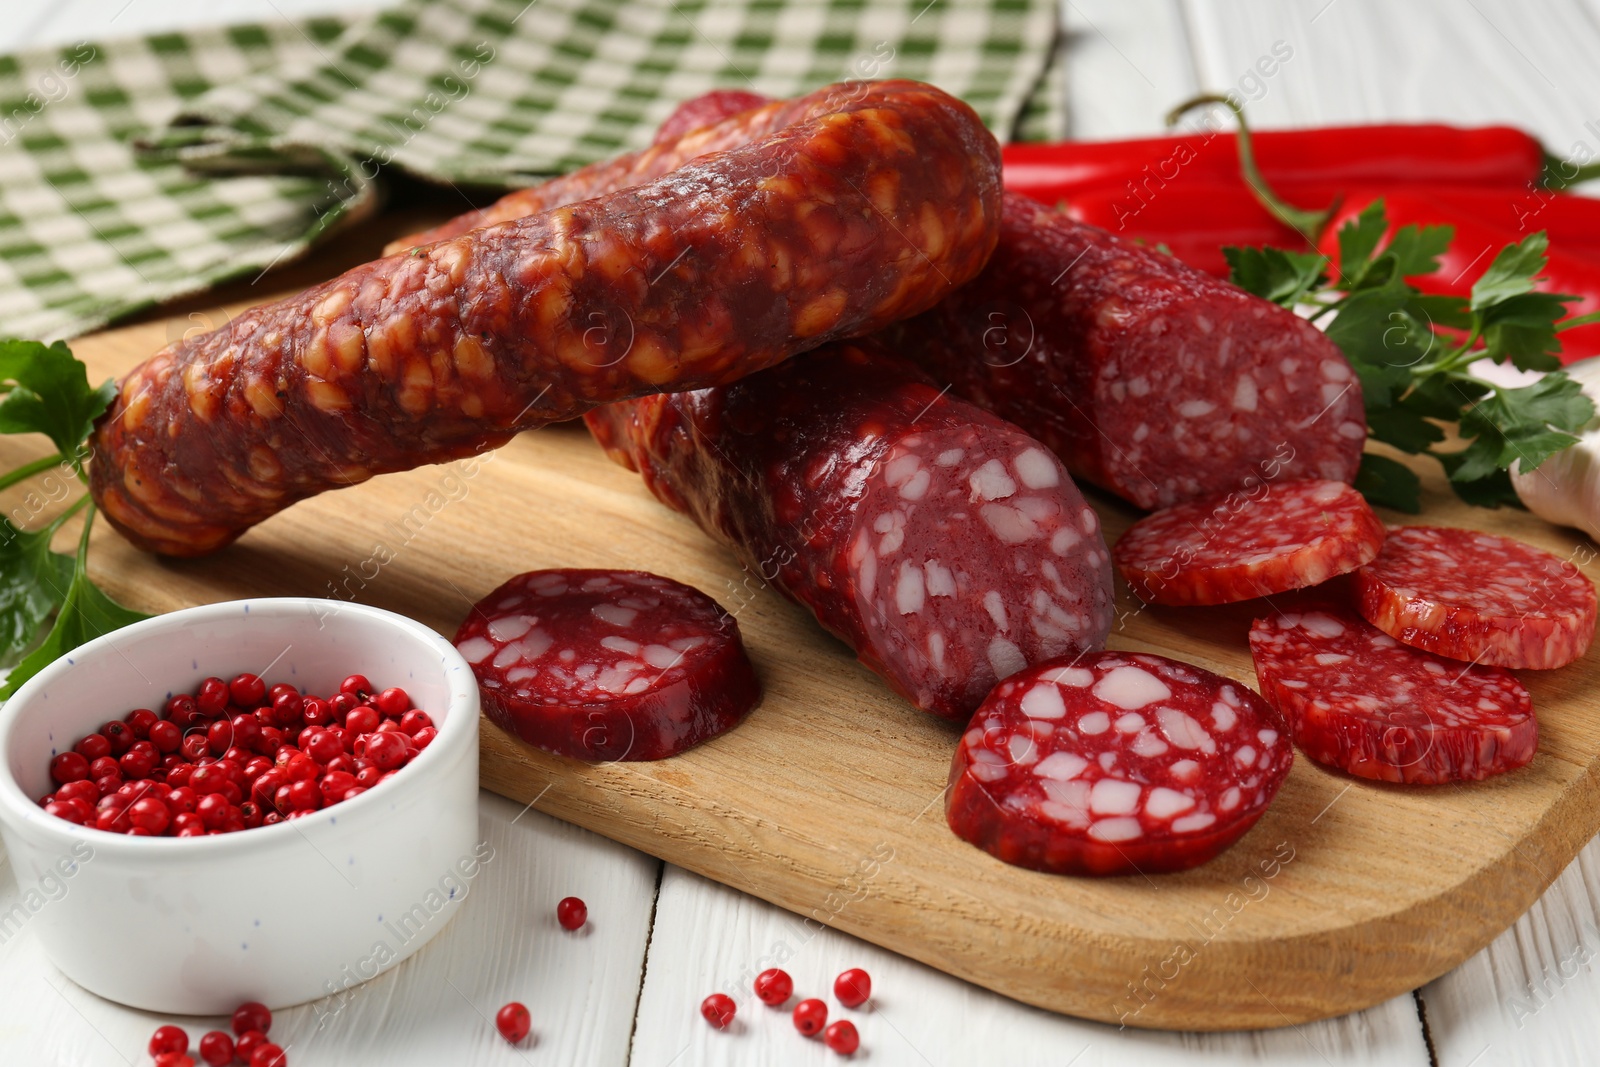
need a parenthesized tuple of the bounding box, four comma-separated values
(4, 1, 1600, 1063)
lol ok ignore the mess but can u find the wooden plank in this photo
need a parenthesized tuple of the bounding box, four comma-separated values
(0, 793, 661, 1065)
(30, 303, 1600, 1031)
(1060, 0, 1198, 139)
(628, 865, 1432, 1066)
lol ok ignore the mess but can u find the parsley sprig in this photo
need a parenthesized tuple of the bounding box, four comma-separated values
(0, 339, 148, 697)
(1224, 202, 1597, 513)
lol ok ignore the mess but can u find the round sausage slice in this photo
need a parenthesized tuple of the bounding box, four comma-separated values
(1114, 479, 1385, 606)
(1354, 525, 1596, 669)
(1250, 606, 1536, 784)
(455, 569, 760, 761)
(946, 651, 1292, 876)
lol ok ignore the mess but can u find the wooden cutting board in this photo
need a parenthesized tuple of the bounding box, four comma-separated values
(18, 298, 1600, 1032)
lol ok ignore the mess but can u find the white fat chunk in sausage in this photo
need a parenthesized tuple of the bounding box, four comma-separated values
(591, 603, 638, 627)
(1020, 682, 1067, 720)
(1157, 707, 1217, 753)
(1034, 751, 1088, 780)
(1177, 399, 1216, 418)
(487, 614, 535, 641)
(1088, 817, 1144, 842)
(984, 590, 1008, 631)
(923, 560, 956, 597)
(1014, 448, 1060, 489)
(1169, 758, 1201, 783)
(1090, 778, 1143, 816)
(970, 459, 1018, 501)
(1042, 666, 1094, 688)
(1091, 666, 1172, 710)
(1299, 613, 1346, 639)
(1145, 787, 1196, 820)
(900, 470, 931, 500)
(1172, 812, 1217, 833)
(1322, 358, 1352, 381)
(1077, 711, 1111, 735)
(600, 635, 641, 655)
(1232, 376, 1258, 412)
(1114, 712, 1146, 733)
(937, 448, 964, 466)
(1211, 701, 1237, 732)
(1130, 730, 1169, 757)
(1322, 382, 1350, 406)
(895, 562, 925, 615)
(981, 503, 1038, 543)
(1051, 527, 1082, 556)
(457, 636, 496, 664)
(987, 636, 1026, 679)
(641, 644, 681, 669)
(927, 631, 946, 669)
(1235, 745, 1258, 767)
(1007, 732, 1038, 766)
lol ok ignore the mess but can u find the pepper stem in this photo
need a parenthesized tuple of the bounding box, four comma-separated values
(1541, 153, 1600, 191)
(1165, 93, 1337, 246)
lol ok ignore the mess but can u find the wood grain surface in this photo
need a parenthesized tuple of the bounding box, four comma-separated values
(12, 301, 1592, 1032)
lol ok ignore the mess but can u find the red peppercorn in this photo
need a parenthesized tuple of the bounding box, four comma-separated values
(44, 799, 89, 825)
(56, 780, 98, 806)
(206, 718, 234, 755)
(197, 793, 233, 830)
(229, 674, 267, 708)
(268, 682, 299, 703)
(398, 709, 432, 736)
(270, 692, 303, 729)
(373, 720, 405, 736)
(119, 748, 156, 780)
(833, 968, 871, 1008)
(196, 676, 230, 715)
(249, 1042, 286, 1067)
(165, 695, 201, 726)
(102, 720, 133, 755)
(239, 801, 265, 829)
(49, 751, 90, 785)
(127, 708, 158, 739)
(754, 968, 793, 1006)
(823, 1020, 860, 1055)
(234, 1030, 267, 1061)
(189, 764, 228, 796)
(341, 786, 367, 802)
(149, 1024, 188, 1056)
(262, 813, 283, 826)
(147, 719, 182, 753)
(354, 765, 383, 789)
(700, 993, 737, 1030)
(75, 732, 111, 760)
(256, 726, 285, 756)
(93, 775, 123, 798)
(373, 687, 410, 718)
(198, 1030, 235, 1066)
(154, 1053, 195, 1067)
(285, 780, 321, 812)
(496, 1002, 531, 1044)
(556, 896, 587, 931)
(340, 674, 372, 697)
(359, 731, 408, 770)
(318, 770, 357, 804)
(179, 733, 209, 763)
(300, 697, 333, 727)
(344, 705, 379, 735)
(232, 1002, 272, 1036)
(793, 998, 828, 1037)
(304, 729, 342, 764)
(88, 755, 120, 781)
(411, 726, 438, 750)
(128, 797, 171, 834)
(172, 812, 205, 835)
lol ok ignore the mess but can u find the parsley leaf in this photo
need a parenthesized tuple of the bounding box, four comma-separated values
(1354, 453, 1422, 513)
(0, 506, 148, 699)
(1223, 245, 1328, 307)
(0, 517, 74, 666)
(0, 339, 116, 461)
(1228, 200, 1594, 511)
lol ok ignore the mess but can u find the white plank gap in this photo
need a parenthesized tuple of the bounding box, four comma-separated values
(1060, 0, 1199, 140)
(0, 793, 661, 1065)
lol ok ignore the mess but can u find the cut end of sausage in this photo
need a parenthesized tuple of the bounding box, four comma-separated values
(1114, 479, 1385, 606)
(849, 427, 1115, 718)
(1249, 606, 1536, 784)
(946, 650, 1293, 877)
(455, 569, 760, 761)
(1354, 525, 1597, 670)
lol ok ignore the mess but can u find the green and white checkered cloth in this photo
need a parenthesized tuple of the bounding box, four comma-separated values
(0, 0, 1065, 342)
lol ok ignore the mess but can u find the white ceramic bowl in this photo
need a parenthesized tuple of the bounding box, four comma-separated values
(0, 598, 480, 1014)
